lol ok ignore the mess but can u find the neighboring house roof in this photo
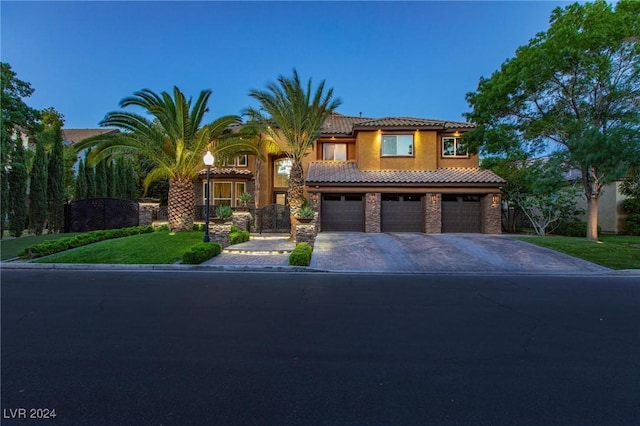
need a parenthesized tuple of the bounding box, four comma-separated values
(306, 161, 505, 185)
(319, 113, 475, 137)
(62, 129, 119, 145)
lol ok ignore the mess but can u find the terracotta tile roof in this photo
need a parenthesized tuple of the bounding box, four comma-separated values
(306, 161, 505, 185)
(198, 167, 253, 177)
(321, 113, 373, 135)
(62, 128, 119, 144)
(318, 113, 475, 137)
(352, 117, 475, 130)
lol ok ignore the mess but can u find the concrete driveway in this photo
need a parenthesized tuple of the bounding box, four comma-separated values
(310, 232, 611, 274)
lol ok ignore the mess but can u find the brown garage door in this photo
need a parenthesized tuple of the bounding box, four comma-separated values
(442, 195, 482, 233)
(321, 194, 364, 231)
(381, 194, 423, 232)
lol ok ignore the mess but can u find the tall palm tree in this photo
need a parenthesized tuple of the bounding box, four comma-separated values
(244, 69, 342, 235)
(75, 86, 243, 231)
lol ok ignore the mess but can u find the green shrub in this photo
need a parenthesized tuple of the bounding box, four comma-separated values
(155, 223, 170, 231)
(289, 242, 313, 266)
(230, 229, 250, 245)
(622, 198, 640, 215)
(552, 220, 601, 237)
(192, 223, 205, 231)
(215, 204, 233, 219)
(625, 214, 640, 235)
(182, 242, 222, 264)
(19, 226, 155, 259)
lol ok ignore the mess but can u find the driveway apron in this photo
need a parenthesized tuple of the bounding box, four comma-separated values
(310, 232, 611, 273)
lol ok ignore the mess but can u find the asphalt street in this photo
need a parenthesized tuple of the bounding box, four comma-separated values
(2, 269, 639, 425)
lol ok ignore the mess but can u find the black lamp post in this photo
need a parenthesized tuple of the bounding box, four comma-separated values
(203, 150, 214, 242)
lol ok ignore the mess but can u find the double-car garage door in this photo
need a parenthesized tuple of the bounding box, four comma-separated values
(321, 193, 483, 233)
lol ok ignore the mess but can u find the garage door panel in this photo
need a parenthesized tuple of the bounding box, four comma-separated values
(381, 194, 423, 232)
(442, 195, 481, 233)
(322, 195, 364, 232)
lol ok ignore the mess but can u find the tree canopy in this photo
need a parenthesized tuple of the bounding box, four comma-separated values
(465, 0, 640, 240)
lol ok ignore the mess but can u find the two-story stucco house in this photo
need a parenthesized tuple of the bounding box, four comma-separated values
(196, 113, 505, 234)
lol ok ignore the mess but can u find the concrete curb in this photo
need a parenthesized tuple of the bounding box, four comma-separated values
(2, 261, 638, 277)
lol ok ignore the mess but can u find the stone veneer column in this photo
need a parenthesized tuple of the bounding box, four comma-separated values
(138, 198, 160, 226)
(310, 192, 321, 232)
(483, 193, 502, 234)
(424, 193, 442, 234)
(295, 223, 317, 247)
(232, 211, 252, 231)
(365, 192, 381, 233)
(210, 222, 231, 248)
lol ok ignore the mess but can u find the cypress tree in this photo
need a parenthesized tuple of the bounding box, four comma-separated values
(95, 159, 108, 198)
(47, 123, 65, 233)
(116, 158, 127, 199)
(126, 161, 138, 200)
(28, 138, 48, 235)
(85, 158, 96, 199)
(75, 158, 87, 200)
(8, 140, 28, 237)
(0, 129, 10, 237)
(106, 160, 116, 198)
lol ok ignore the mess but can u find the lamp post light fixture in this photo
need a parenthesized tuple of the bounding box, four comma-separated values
(203, 150, 215, 242)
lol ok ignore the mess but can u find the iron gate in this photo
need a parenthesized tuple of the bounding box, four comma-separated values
(64, 198, 139, 233)
(254, 204, 290, 233)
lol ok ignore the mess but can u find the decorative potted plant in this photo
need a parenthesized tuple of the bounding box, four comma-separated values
(213, 204, 233, 223)
(237, 192, 251, 211)
(295, 205, 315, 223)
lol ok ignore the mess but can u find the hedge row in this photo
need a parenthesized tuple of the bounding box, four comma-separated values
(182, 242, 222, 264)
(289, 242, 313, 266)
(19, 226, 155, 259)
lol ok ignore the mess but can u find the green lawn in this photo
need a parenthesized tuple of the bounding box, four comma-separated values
(33, 231, 204, 264)
(514, 235, 640, 270)
(0, 233, 81, 260)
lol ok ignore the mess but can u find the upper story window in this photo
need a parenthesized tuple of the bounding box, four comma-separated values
(223, 155, 248, 167)
(442, 137, 468, 157)
(382, 135, 413, 157)
(323, 143, 347, 161)
(274, 158, 291, 187)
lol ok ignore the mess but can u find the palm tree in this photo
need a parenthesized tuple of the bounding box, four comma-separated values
(244, 69, 342, 235)
(75, 86, 243, 231)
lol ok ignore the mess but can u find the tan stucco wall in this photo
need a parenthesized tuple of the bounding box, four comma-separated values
(356, 130, 439, 171)
(575, 181, 628, 233)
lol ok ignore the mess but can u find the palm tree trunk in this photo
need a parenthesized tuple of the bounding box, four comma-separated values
(168, 176, 195, 231)
(288, 161, 305, 237)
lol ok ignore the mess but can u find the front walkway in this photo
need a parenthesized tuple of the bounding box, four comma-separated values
(201, 234, 295, 267)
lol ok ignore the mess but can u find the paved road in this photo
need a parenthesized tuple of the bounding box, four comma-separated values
(2, 269, 639, 425)
(310, 233, 614, 273)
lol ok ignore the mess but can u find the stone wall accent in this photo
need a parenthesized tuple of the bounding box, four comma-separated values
(138, 199, 160, 226)
(424, 193, 442, 234)
(295, 223, 316, 247)
(310, 192, 321, 232)
(483, 193, 502, 234)
(232, 211, 252, 231)
(210, 222, 231, 248)
(365, 192, 381, 233)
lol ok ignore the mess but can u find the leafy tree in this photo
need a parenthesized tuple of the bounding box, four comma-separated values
(620, 168, 640, 199)
(1, 62, 41, 237)
(63, 145, 77, 200)
(8, 140, 28, 237)
(74, 86, 243, 231)
(464, 0, 640, 241)
(42, 108, 66, 233)
(75, 158, 87, 200)
(244, 69, 341, 235)
(28, 138, 48, 235)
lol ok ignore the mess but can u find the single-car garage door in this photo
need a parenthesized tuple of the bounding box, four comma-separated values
(442, 195, 482, 233)
(321, 194, 364, 231)
(381, 194, 423, 232)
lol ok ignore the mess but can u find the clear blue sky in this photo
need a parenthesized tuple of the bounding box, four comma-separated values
(2, 1, 573, 129)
